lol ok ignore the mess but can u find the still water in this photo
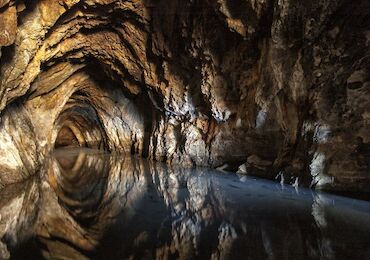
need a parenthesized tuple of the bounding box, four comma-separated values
(0, 148, 370, 259)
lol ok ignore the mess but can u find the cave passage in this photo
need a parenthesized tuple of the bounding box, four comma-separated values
(0, 0, 369, 192)
(55, 125, 81, 149)
(0, 0, 369, 259)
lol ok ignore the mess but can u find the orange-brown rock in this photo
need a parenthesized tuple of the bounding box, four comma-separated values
(0, 5, 17, 47)
(0, 0, 369, 192)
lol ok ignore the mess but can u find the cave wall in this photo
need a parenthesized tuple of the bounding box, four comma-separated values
(0, 0, 369, 191)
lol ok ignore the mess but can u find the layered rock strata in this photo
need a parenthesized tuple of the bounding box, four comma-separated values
(0, 0, 369, 191)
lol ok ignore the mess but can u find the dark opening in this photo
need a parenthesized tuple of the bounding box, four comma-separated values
(55, 125, 80, 149)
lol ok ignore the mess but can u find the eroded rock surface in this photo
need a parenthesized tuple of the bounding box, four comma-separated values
(0, 0, 369, 191)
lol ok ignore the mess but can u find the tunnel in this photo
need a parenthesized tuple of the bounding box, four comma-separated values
(0, 0, 369, 258)
(0, 0, 368, 192)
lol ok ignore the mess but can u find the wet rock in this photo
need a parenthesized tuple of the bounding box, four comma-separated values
(0, 0, 368, 192)
(236, 163, 248, 174)
(247, 155, 273, 170)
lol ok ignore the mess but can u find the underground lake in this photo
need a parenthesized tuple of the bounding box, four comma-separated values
(1, 148, 370, 259)
(0, 0, 369, 259)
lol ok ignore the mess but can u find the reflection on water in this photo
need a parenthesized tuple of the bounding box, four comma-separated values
(1, 148, 370, 259)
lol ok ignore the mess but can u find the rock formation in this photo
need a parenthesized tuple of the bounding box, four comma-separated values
(0, 0, 369, 191)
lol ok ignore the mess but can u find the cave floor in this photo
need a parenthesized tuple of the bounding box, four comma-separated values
(1, 148, 370, 259)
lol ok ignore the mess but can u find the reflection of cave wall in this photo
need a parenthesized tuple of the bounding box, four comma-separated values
(1, 153, 370, 259)
(0, 0, 369, 191)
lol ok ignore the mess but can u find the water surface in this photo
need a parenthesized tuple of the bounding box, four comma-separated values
(1, 148, 370, 259)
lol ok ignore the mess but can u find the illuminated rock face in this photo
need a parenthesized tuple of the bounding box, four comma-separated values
(0, 0, 369, 191)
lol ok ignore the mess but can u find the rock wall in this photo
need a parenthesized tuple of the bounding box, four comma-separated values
(0, 0, 369, 191)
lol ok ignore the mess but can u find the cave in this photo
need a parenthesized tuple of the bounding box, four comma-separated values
(0, 0, 369, 259)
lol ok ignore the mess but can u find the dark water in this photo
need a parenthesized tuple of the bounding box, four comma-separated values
(1, 148, 370, 259)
